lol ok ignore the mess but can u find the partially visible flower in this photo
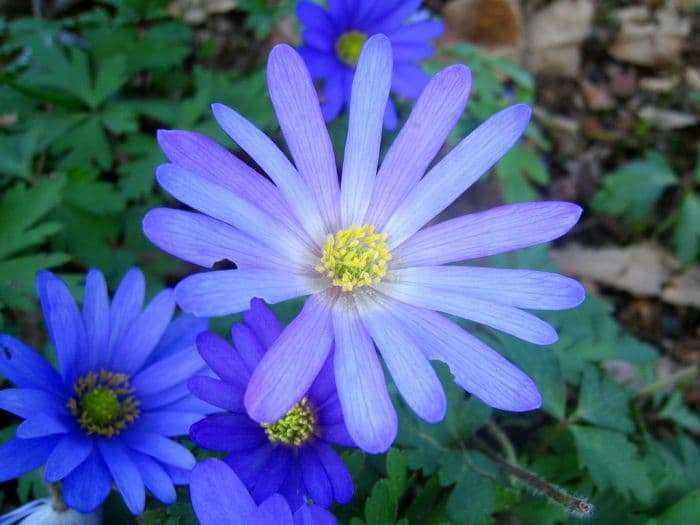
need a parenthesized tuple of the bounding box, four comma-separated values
(297, 0, 443, 128)
(0, 499, 101, 525)
(144, 35, 584, 455)
(0, 269, 212, 515)
(191, 458, 336, 525)
(189, 299, 354, 511)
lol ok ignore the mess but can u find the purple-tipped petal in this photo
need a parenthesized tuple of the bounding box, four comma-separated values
(332, 300, 397, 454)
(175, 269, 320, 317)
(225, 444, 273, 486)
(340, 34, 392, 227)
(377, 281, 559, 345)
(108, 268, 145, 357)
(245, 295, 334, 423)
(188, 375, 245, 412)
(191, 459, 256, 525)
(232, 323, 266, 373)
(267, 44, 340, 232)
(62, 450, 112, 513)
(129, 451, 176, 505)
(97, 439, 145, 515)
(243, 298, 283, 349)
(361, 301, 446, 423)
(384, 104, 532, 247)
(44, 433, 93, 482)
(393, 202, 583, 266)
(190, 414, 266, 452)
(366, 65, 472, 228)
(82, 269, 109, 372)
(0, 436, 58, 482)
(195, 332, 250, 388)
(0, 336, 64, 396)
(390, 266, 586, 310)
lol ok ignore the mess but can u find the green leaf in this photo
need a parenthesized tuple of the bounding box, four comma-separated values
(0, 253, 70, 309)
(364, 480, 399, 525)
(116, 134, 163, 200)
(672, 191, 700, 266)
(443, 457, 495, 525)
(91, 54, 129, 108)
(592, 151, 677, 225)
(0, 128, 41, 179)
(647, 491, 700, 525)
(658, 391, 700, 433)
(495, 143, 543, 203)
(569, 425, 654, 501)
(63, 167, 126, 215)
(571, 366, 634, 433)
(51, 115, 112, 169)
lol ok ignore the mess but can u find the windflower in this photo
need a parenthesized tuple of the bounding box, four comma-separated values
(191, 458, 336, 525)
(189, 299, 354, 511)
(0, 269, 211, 515)
(0, 499, 100, 525)
(297, 0, 443, 128)
(143, 34, 584, 453)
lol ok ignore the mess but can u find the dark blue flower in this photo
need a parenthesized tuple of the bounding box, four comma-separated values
(297, 0, 444, 128)
(191, 458, 336, 525)
(0, 269, 212, 515)
(189, 299, 354, 512)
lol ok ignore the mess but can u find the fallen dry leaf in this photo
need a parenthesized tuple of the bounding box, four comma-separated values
(169, 0, 236, 24)
(661, 266, 700, 308)
(580, 79, 616, 111)
(638, 107, 699, 130)
(524, 0, 593, 77)
(639, 76, 679, 93)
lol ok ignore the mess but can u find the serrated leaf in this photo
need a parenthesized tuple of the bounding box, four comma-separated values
(445, 462, 495, 525)
(647, 491, 700, 525)
(51, 115, 112, 169)
(364, 480, 398, 525)
(0, 128, 41, 179)
(672, 191, 700, 266)
(592, 151, 677, 225)
(116, 134, 163, 199)
(571, 366, 634, 433)
(570, 425, 654, 502)
(91, 54, 128, 108)
(63, 167, 126, 215)
(0, 253, 70, 309)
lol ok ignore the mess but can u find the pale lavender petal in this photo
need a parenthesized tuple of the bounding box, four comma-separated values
(82, 269, 108, 372)
(332, 299, 396, 453)
(245, 295, 334, 423)
(175, 269, 321, 317)
(384, 104, 532, 247)
(340, 34, 392, 227)
(267, 44, 340, 232)
(390, 266, 586, 310)
(393, 202, 583, 266)
(365, 65, 472, 228)
(377, 281, 558, 345)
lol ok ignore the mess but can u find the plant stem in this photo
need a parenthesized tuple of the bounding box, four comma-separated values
(638, 365, 698, 396)
(48, 482, 67, 512)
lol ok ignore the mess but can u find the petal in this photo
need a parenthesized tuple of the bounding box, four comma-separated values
(267, 44, 340, 232)
(190, 414, 266, 452)
(62, 450, 112, 513)
(0, 436, 58, 481)
(360, 301, 446, 423)
(0, 336, 64, 396)
(109, 268, 145, 357)
(332, 299, 396, 454)
(313, 441, 353, 504)
(377, 281, 558, 345)
(97, 439, 145, 515)
(390, 266, 586, 310)
(388, 19, 445, 42)
(16, 413, 70, 438)
(82, 269, 109, 372)
(0, 388, 67, 419)
(308, 353, 336, 405)
(195, 331, 250, 388)
(149, 313, 208, 363)
(297, 1, 333, 32)
(318, 422, 356, 447)
(256, 494, 294, 525)
(132, 345, 205, 398)
(212, 103, 326, 243)
(191, 459, 256, 525)
(132, 410, 204, 437)
(36, 271, 87, 383)
(340, 34, 392, 227)
(366, 0, 421, 31)
(44, 433, 93, 482)
(391, 42, 434, 62)
(365, 65, 472, 228)
(320, 71, 346, 122)
(299, 447, 332, 508)
(391, 62, 430, 99)
(393, 202, 584, 266)
(245, 295, 334, 423)
(143, 209, 304, 272)
(299, 47, 338, 80)
(175, 269, 320, 317)
(388, 300, 542, 411)
(294, 504, 337, 525)
(188, 376, 245, 412)
(251, 447, 292, 502)
(111, 289, 175, 374)
(384, 104, 532, 248)
(225, 444, 273, 486)
(383, 97, 399, 130)
(232, 322, 266, 373)
(120, 431, 195, 470)
(243, 298, 283, 349)
(129, 451, 177, 505)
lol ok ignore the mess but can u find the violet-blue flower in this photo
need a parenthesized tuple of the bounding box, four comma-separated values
(188, 299, 354, 511)
(143, 34, 585, 454)
(297, 0, 443, 128)
(191, 458, 336, 525)
(0, 269, 211, 515)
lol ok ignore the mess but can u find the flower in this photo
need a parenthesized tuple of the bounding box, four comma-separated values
(297, 0, 443, 128)
(0, 269, 212, 515)
(188, 299, 354, 511)
(143, 34, 585, 454)
(0, 499, 101, 525)
(191, 458, 336, 525)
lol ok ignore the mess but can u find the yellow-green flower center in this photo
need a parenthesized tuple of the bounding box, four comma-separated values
(336, 31, 368, 67)
(316, 224, 392, 292)
(262, 398, 316, 446)
(67, 370, 140, 438)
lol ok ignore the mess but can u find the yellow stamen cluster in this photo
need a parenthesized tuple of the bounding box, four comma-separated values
(262, 398, 317, 447)
(316, 224, 392, 292)
(67, 370, 140, 438)
(336, 31, 368, 67)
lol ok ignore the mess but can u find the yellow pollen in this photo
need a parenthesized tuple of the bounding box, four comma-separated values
(315, 224, 392, 292)
(262, 398, 317, 446)
(335, 31, 368, 67)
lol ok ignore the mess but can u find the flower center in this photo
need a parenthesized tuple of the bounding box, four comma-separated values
(262, 398, 316, 446)
(335, 31, 368, 67)
(316, 224, 392, 292)
(67, 370, 140, 438)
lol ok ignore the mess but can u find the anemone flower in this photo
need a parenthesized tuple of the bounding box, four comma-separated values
(189, 299, 354, 511)
(191, 458, 336, 525)
(0, 269, 211, 515)
(143, 34, 584, 454)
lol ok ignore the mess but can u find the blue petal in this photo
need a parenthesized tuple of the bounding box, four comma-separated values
(190, 459, 256, 525)
(225, 444, 273, 486)
(0, 388, 67, 419)
(44, 433, 93, 482)
(130, 451, 177, 505)
(299, 447, 332, 508)
(148, 312, 208, 363)
(16, 412, 71, 438)
(62, 450, 112, 513)
(121, 431, 195, 470)
(195, 331, 249, 388)
(313, 441, 354, 504)
(82, 269, 109, 372)
(255, 494, 294, 525)
(0, 336, 64, 396)
(97, 439, 145, 515)
(294, 504, 338, 525)
(251, 447, 292, 503)
(190, 414, 266, 452)
(243, 298, 282, 350)
(108, 268, 145, 358)
(232, 322, 265, 373)
(0, 436, 58, 481)
(132, 345, 205, 398)
(188, 376, 245, 412)
(132, 410, 204, 437)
